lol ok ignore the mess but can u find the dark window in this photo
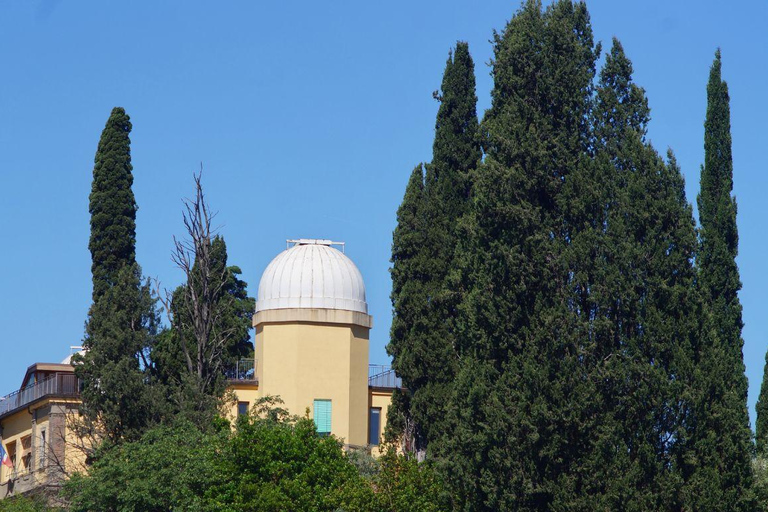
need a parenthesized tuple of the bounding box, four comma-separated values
(237, 401, 249, 417)
(369, 408, 381, 446)
(39, 430, 46, 468)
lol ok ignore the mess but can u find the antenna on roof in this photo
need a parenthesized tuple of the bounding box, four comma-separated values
(286, 239, 345, 253)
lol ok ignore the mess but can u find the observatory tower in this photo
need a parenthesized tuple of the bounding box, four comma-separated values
(253, 239, 372, 447)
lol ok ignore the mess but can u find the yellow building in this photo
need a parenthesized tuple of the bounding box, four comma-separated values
(0, 355, 85, 503)
(1, 239, 398, 501)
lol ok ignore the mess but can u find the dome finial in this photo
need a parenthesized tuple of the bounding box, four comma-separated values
(286, 239, 346, 253)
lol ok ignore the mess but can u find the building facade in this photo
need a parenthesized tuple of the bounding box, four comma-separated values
(0, 359, 85, 503)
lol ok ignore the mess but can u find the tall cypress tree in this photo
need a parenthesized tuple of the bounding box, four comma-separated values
(688, 50, 754, 510)
(563, 39, 700, 509)
(88, 107, 137, 302)
(77, 108, 160, 444)
(387, 164, 427, 449)
(388, 42, 480, 454)
(429, 41, 480, 213)
(440, 2, 599, 509)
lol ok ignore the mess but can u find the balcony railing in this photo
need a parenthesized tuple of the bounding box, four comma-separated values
(0, 373, 80, 417)
(225, 359, 256, 381)
(368, 365, 401, 389)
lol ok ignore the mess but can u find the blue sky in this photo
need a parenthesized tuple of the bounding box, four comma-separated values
(1, 1, 766, 424)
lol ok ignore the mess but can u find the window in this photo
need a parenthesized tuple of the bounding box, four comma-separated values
(313, 399, 332, 436)
(20, 436, 31, 472)
(369, 408, 381, 446)
(7, 441, 16, 472)
(39, 430, 47, 469)
(237, 401, 249, 417)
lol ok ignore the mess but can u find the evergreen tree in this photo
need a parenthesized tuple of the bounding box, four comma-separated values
(430, 41, 480, 211)
(87, 107, 137, 302)
(440, 2, 599, 509)
(76, 107, 161, 444)
(388, 42, 480, 453)
(386, 164, 426, 450)
(687, 49, 754, 511)
(560, 39, 700, 509)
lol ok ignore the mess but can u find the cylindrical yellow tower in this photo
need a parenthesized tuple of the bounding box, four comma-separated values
(253, 239, 372, 448)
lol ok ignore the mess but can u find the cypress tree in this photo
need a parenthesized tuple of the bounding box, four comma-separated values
(562, 39, 700, 509)
(77, 108, 160, 443)
(429, 41, 480, 211)
(387, 163, 427, 450)
(687, 50, 754, 511)
(440, 2, 599, 509)
(88, 107, 137, 302)
(388, 42, 480, 454)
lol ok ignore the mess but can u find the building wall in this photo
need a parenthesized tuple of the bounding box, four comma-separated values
(2, 402, 49, 495)
(1, 408, 39, 484)
(1, 397, 88, 502)
(369, 389, 394, 457)
(255, 309, 370, 448)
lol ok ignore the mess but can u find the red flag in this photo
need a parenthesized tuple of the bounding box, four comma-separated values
(0, 443, 12, 469)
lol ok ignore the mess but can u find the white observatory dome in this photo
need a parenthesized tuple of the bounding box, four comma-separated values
(255, 239, 367, 314)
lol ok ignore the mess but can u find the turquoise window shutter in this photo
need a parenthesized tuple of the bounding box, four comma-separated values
(313, 399, 332, 434)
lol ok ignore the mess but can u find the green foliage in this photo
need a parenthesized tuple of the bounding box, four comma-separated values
(64, 421, 223, 512)
(77, 263, 161, 443)
(401, 3, 706, 510)
(753, 456, 768, 511)
(346, 447, 381, 480)
(65, 397, 371, 511)
(687, 49, 755, 511)
(374, 451, 448, 512)
(430, 41, 481, 212)
(88, 107, 137, 302)
(0, 495, 49, 512)
(206, 397, 372, 511)
(412, 42, 480, 451)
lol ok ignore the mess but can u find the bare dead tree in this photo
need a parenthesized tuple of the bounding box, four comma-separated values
(161, 169, 238, 395)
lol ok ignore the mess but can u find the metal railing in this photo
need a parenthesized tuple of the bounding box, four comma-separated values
(368, 365, 401, 389)
(225, 359, 256, 381)
(0, 373, 80, 417)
